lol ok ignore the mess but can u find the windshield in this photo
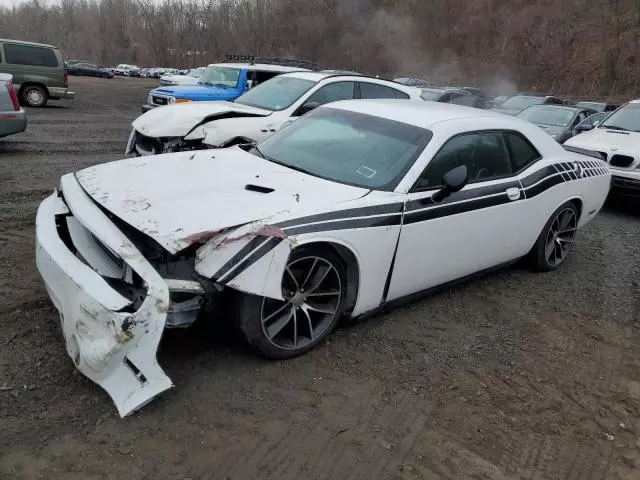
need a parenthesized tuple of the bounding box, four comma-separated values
(198, 66, 240, 88)
(499, 95, 546, 110)
(256, 107, 432, 191)
(576, 101, 604, 111)
(420, 89, 443, 101)
(189, 68, 205, 78)
(580, 112, 607, 127)
(235, 76, 315, 111)
(516, 106, 575, 127)
(598, 103, 640, 132)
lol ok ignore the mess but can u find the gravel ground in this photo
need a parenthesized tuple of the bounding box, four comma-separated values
(1, 76, 640, 480)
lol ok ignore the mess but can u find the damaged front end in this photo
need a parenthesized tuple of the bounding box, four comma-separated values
(35, 172, 294, 417)
(125, 128, 206, 156)
(35, 174, 217, 416)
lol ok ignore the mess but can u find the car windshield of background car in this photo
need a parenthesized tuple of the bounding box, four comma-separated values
(598, 103, 640, 132)
(198, 66, 240, 88)
(500, 96, 546, 110)
(234, 77, 315, 111)
(256, 107, 432, 191)
(420, 89, 442, 101)
(517, 106, 575, 127)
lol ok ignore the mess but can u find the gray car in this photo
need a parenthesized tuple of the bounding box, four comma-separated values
(0, 73, 26, 138)
(516, 105, 598, 143)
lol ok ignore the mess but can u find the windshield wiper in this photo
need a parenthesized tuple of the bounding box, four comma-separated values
(600, 124, 630, 131)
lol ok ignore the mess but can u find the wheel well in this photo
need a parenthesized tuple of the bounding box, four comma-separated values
(297, 241, 360, 315)
(19, 82, 48, 96)
(568, 198, 583, 221)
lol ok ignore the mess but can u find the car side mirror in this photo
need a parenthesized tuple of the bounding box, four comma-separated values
(575, 124, 594, 133)
(432, 165, 468, 202)
(295, 101, 321, 116)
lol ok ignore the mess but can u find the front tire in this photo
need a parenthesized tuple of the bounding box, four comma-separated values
(530, 202, 579, 271)
(237, 246, 347, 359)
(21, 85, 48, 107)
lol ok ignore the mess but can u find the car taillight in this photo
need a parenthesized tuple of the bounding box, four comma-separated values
(6, 82, 19, 111)
(64, 72, 68, 86)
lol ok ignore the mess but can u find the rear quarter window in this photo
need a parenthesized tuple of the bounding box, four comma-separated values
(3, 43, 58, 67)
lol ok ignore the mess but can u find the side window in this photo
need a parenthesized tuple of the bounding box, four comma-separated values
(3, 44, 58, 67)
(306, 81, 355, 106)
(503, 132, 541, 172)
(252, 71, 278, 85)
(359, 82, 408, 100)
(413, 132, 512, 190)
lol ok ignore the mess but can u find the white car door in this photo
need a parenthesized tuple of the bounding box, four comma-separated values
(386, 130, 535, 302)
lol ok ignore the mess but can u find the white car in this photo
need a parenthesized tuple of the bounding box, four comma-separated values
(159, 67, 206, 86)
(125, 72, 424, 156)
(37, 101, 610, 417)
(565, 100, 639, 197)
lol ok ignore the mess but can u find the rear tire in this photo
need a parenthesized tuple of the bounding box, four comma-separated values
(21, 85, 48, 107)
(237, 246, 347, 359)
(530, 201, 579, 271)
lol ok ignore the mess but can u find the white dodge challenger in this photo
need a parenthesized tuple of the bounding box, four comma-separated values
(36, 100, 611, 416)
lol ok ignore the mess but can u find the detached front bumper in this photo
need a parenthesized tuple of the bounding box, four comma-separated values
(35, 174, 173, 417)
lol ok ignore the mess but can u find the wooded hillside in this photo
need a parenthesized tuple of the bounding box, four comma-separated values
(1, 0, 638, 98)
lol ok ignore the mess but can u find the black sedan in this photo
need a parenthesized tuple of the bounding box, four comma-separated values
(68, 63, 114, 78)
(516, 105, 598, 143)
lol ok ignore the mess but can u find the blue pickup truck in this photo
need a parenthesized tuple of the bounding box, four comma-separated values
(141, 59, 317, 113)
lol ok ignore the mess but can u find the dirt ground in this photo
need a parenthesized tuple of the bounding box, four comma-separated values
(1, 76, 640, 480)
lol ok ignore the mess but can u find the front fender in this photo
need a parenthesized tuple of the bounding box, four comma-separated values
(194, 223, 294, 300)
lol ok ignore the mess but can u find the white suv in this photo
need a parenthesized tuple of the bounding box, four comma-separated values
(125, 72, 423, 156)
(564, 100, 640, 197)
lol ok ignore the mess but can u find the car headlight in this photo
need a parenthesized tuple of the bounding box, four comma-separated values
(147, 93, 153, 104)
(168, 96, 176, 104)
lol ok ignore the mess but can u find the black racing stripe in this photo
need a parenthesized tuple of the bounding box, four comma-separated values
(524, 173, 564, 198)
(212, 236, 267, 282)
(285, 214, 402, 235)
(520, 165, 558, 188)
(224, 238, 283, 283)
(380, 235, 401, 305)
(276, 203, 403, 229)
(405, 180, 520, 212)
(566, 170, 578, 181)
(404, 193, 510, 224)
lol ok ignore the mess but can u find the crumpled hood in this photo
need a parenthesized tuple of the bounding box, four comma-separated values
(565, 127, 640, 155)
(74, 148, 368, 254)
(132, 101, 271, 138)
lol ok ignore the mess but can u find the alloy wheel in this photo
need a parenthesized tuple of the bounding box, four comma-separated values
(260, 256, 342, 350)
(544, 207, 577, 267)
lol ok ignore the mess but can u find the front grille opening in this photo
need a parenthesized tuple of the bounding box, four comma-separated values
(609, 154, 634, 168)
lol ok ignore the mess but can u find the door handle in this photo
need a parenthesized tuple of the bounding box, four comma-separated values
(506, 187, 521, 201)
